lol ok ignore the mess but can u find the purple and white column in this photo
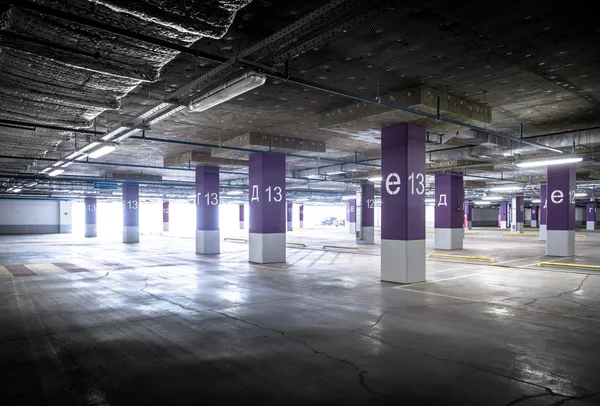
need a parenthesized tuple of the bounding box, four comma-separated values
(530, 205, 538, 228)
(381, 123, 426, 283)
(358, 183, 375, 244)
(122, 183, 139, 243)
(464, 201, 472, 230)
(499, 202, 509, 228)
(546, 165, 575, 256)
(286, 202, 293, 232)
(163, 200, 169, 232)
(84, 196, 97, 238)
(586, 201, 596, 230)
(511, 195, 524, 233)
(239, 204, 245, 229)
(539, 184, 548, 241)
(196, 166, 220, 254)
(249, 154, 286, 263)
(347, 198, 356, 234)
(299, 204, 304, 228)
(434, 173, 464, 250)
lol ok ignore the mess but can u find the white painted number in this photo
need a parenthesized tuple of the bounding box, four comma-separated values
(366, 198, 374, 209)
(569, 190, 575, 204)
(409, 172, 425, 195)
(163, 208, 169, 214)
(197, 192, 218, 206)
(265, 186, 283, 202)
(86, 204, 96, 212)
(124, 200, 138, 210)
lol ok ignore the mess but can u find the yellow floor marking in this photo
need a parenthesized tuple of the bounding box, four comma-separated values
(25, 263, 64, 275)
(0, 266, 13, 278)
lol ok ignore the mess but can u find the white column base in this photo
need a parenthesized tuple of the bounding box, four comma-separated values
(465, 221, 472, 230)
(299, 221, 304, 228)
(547, 230, 575, 256)
(500, 221, 508, 228)
(123, 226, 139, 243)
(239, 221, 245, 230)
(163, 222, 169, 232)
(510, 222, 524, 233)
(85, 224, 97, 238)
(287, 222, 293, 232)
(196, 230, 220, 254)
(531, 220, 537, 228)
(249, 233, 286, 264)
(587, 221, 595, 231)
(381, 239, 426, 284)
(359, 226, 375, 244)
(434, 228, 464, 250)
(539, 224, 547, 241)
(349, 222, 356, 235)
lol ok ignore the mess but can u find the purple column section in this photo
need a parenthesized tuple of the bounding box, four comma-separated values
(434, 173, 464, 229)
(163, 201, 169, 223)
(464, 201, 472, 221)
(348, 199, 356, 222)
(287, 202, 293, 222)
(587, 201, 596, 222)
(381, 123, 426, 241)
(196, 166, 219, 231)
(299, 205, 304, 222)
(239, 204, 244, 222)
(515, 196, 524, 222)
(547, 165, 575, 231)
(123, 183, 139, 227)
(540, 185, 548, 225)
(249, 154, 286, 234)
(361, 183, 375, 227)
(85, 197, 97, 225)
(531, 206, 538, 221)
(500, 203, 508, 222)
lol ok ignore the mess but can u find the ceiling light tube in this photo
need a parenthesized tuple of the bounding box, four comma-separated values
(482, 196, 504, 200)
(88, 145, 116, 159)
(367, 177, 381, 182)
(473, 200, 492, 205)
(52, 160, 65, 167)
(48, 169, 64, 177)
(189, 71, 266, 113)
(574, 193, 588, 197)
(531, 199, 541, 203)
(12, 188, 22, 193)
(226, 190, 244, 196)
(489, 186, 522, 192)
(516, 157, 583, 168)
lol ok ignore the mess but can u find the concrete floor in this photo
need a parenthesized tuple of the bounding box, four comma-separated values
(1, 230, 600, 405)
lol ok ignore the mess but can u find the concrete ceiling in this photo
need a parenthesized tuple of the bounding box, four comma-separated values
(1, 0, 600, 203)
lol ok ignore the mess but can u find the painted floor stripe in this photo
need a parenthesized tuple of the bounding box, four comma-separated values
(26, 263, 64, 275)
(0, 265, 13, 278)
(53, 262, 88, 273)
(5, 264, 36, 277)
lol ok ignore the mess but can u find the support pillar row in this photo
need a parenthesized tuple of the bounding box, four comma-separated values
(299, 204, 304, 228)
(434, 173, 464, 250)
(381, 123, 426, 284)
(287, 202, 293, 232)
(84, 197, 97, 238)
(358, 183, 375, 244)
(531, 205, 538, 228)
(249, 154, 286, 264)
(499, 202, 508, 228)
(239, 204, 245, 229)
(464, 201, 472, 230)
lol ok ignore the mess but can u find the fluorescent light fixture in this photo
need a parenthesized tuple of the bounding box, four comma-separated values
(88, 145, 116, 159)
(425, 198, 435, 203)
(65, 151, 83, 160)
(367, 177, 381, 182)
(516, 156, 583, 168)
(341, 195, 355, 201)
(138, 102, 173, 120)
(101, 127, 128, 141)
(473, 200, 492, 205)
(40, 168, 51, 174)
(574, 193, 588, 197)
(114, 128, 141, 142)
(296, 198, 309, 202)
(48, 169, 64, 177)
(61, 162, 73, 168)
(12, 188, 22, 193)
(482, 196, 504, 200)
(489, 186, 522, 192)
(148, 105, 186, 126)
(226, 190, 244, 196)
(52, 160, 65, 167)
(189, 71, 266, 113)
(531, 198, 541, 203)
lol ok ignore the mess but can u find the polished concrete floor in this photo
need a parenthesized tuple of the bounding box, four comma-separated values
(1, 229, 600, 405)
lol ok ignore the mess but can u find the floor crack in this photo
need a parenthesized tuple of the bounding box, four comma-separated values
(212, 310, 391, 399)
(95, 272, 109, 280)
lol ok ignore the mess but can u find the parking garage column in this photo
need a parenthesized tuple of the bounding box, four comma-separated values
(434, 173, 464, 249)
(511, 195, 524, 233)
(531, 205, 538, 228)
(195, 166, 220, 254)
(359, 183, 375, 244)
(249, 154, 286, 263)
(239, 204, 245, 229)
(586, 201, 596, 230)
(546, 165, 575, 256)
(163, 200, 169, 232)
(499, 202, 509, 228)
(347, 198, 356, 234)
(539, 184, 548, 241)
(381, 123, 426, 283)
(464, 201, 472, 230)
(122, 183, 139, 243)
(299, 205, 304, 228)
(287, 202, 293, 231)
(84, 196, 97, 238)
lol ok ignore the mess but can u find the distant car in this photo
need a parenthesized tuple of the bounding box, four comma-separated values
(333, 219, 345, 227)
(320, 216, 337, 226)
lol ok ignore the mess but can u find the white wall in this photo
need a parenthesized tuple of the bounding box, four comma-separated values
(0, 198, 72, 234)
(472, 207, 498, 226)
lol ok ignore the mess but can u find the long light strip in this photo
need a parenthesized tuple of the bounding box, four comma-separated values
(482, 196, 504, 200)
(489, 186, 522, 192)
(473, 200, 492, 205)
(48, 169, 64, 177)
(516, 156, 583, 168)
(88, 145, 116, 159)
(189, 72, 266, 113)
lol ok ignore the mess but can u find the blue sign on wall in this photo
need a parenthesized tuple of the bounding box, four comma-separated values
(93, 182, 118, 190)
